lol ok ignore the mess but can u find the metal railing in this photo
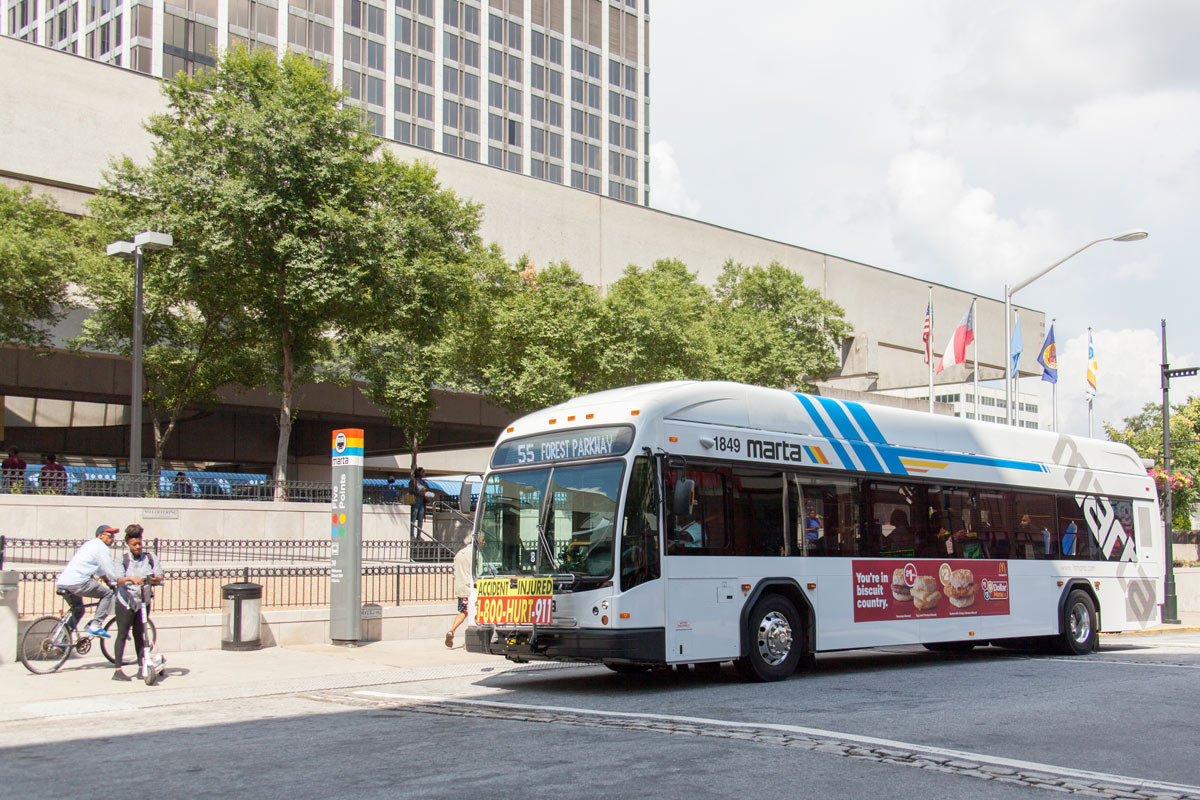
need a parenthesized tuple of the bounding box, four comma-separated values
(17, 562, 454, 617)
(0, 470, 470, 507)
(0, 474, 334, 502)
(0, 536, 457, 570)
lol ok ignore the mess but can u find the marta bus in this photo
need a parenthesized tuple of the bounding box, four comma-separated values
(462, 381, 1164, 681)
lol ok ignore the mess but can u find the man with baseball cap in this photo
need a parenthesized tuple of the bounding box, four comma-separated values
(56, 524, 123, 637)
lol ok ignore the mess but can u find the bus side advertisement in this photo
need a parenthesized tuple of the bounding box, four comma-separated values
(853, 559, 1010, 622)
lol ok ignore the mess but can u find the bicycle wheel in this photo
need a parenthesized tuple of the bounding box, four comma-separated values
(19, 616, 73, 674)
(101, 617, 158, 665)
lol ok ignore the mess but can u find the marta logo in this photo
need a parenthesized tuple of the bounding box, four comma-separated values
(334, 432, 347, 454)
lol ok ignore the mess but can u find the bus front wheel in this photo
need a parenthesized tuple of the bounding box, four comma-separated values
(1058, 590, 1099, 655)
(735, 595, 802, 682)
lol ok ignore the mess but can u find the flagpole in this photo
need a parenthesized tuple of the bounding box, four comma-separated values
(1087, 326, 1094, 438)
(1011, 311, 1020, 426)
(928, 286, 934, 414)
(971, 298, 979, 421)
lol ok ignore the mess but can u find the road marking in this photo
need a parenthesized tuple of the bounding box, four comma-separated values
(355, 690, 1200, 798)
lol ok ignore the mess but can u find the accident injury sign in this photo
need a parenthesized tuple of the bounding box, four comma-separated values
(476, 576, 554, 625)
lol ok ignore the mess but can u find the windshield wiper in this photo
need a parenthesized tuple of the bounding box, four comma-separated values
(536, 478, 558, 572)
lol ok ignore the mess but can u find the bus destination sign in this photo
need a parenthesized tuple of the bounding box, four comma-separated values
(491, 425, 634, 467)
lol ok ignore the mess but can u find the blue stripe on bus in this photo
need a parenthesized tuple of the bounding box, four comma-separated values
(813, 396, 887, 474)
(795, 393, 1048, 476)
(843, 400, 909, 475)
(794, 393, 858, 471)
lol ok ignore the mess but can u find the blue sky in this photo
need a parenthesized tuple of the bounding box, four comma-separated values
(648, 0, 1200, 436)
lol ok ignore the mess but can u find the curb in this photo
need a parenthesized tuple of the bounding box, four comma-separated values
(1101, 625, 1200, 637)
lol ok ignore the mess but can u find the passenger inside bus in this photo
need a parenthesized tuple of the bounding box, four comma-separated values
(881, 509, 916, 557)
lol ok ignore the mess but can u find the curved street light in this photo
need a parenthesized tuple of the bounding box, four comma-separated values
(1004, 230, 1148, 425)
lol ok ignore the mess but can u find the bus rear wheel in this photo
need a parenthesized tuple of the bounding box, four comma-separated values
(1058, 590, 1098, 655)
(735, 595, 802, 682)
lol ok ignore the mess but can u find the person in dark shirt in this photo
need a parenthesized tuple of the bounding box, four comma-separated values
(2, 447, 26, 489)
(38, 453, 67, 493)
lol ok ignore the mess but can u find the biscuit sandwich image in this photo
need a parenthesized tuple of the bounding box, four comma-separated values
(891, 567, 912, 602)
(910, 575, 941, 610)
(944, 568, 978, 608)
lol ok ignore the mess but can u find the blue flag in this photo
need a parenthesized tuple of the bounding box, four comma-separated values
(1010, 312, 1023, 374)
(1037, 324, 1058, 384)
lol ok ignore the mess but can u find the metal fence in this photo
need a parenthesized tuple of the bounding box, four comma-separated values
(0, 536, 456, 569)
(17, 563, 454, 618)
(0, 470, 470, 507)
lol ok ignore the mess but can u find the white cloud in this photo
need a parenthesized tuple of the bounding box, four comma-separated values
(648, 140, 699, 218)
(1042, 327, 1196, 437)
(885, 149, 1062, 287)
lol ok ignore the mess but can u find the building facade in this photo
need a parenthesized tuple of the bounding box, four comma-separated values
(874, 383, 1042, 429)
(2, 0, 650, 204)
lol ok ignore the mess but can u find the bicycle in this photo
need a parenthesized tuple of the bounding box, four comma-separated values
(18, 587, 157, 674)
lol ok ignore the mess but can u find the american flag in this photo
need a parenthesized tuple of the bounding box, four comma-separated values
(922, 302, 932, 365)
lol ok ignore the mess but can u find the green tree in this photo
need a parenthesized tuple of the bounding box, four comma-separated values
(451, 259, 604, 414)
(708, 260, 851, 390)
(1106, 397, 1200, 528)
(0, 185, 75, 348)
(348, 156, 483, 473)
(597, 258, 714, 387)
(96, 46, 383, 486)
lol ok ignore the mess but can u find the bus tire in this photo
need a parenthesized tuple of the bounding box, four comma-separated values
(735, 594, 802, 682)
(1059, 590, 1098, 655)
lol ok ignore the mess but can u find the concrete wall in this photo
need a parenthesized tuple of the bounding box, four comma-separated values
(0, 36, 1045, 392)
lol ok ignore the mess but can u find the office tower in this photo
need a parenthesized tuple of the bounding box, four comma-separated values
(3, 0, 651, 204)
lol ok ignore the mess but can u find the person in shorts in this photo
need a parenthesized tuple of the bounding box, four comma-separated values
(445, 533, 476, 648)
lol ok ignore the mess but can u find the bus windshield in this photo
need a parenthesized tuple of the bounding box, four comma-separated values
(478, 461, 625, 584)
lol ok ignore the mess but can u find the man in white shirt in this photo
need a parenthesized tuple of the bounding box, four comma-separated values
(56, 524, 121, 637)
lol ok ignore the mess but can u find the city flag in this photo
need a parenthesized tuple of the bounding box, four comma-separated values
(1087, 330, 1098, 394)
(1011, 312, 1023, 374)
(935, 301, 975, 374)
(1037, 324, 1058, 384)
(922, 302, 932, 365)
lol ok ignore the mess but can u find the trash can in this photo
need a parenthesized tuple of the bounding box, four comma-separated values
(221, 582, 262, 651)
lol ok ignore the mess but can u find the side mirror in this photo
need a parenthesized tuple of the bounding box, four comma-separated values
(459, 474, 482, 513)
(672, 478, 695, 516)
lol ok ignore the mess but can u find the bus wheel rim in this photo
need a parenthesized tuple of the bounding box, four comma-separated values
(1069, 603, 1091, 644)
(757, 611, 793, 666)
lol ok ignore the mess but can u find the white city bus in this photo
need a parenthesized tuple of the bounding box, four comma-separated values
(463, 381, 1163, 681)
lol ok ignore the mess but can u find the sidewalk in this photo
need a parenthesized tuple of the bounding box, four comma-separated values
(3, 614, 1198, 724)
(0, 636, 536, 724)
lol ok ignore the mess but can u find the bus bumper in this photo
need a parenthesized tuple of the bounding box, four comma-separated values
(465, 625, 665, 664)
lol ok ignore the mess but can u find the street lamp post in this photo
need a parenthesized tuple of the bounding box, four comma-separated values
(1003, 230, 1148, 425)
(106, 232, 173, 482)
(1160, 319, 1198, 626)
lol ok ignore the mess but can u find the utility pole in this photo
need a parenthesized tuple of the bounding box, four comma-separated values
(1161, 319, 1199, 625)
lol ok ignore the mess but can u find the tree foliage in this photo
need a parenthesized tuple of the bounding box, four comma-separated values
(597, 259, 713, 387)
(0, 185, 75, 348)
(95, 46, 384, 483)
(348, 156, 483, 471)
(1106, 397, 1200, 527)
(445, 256, 852, 415)
(709, 260, 850, 390)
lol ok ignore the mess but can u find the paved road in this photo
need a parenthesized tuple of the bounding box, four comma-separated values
(3, 634, 1200, 799)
